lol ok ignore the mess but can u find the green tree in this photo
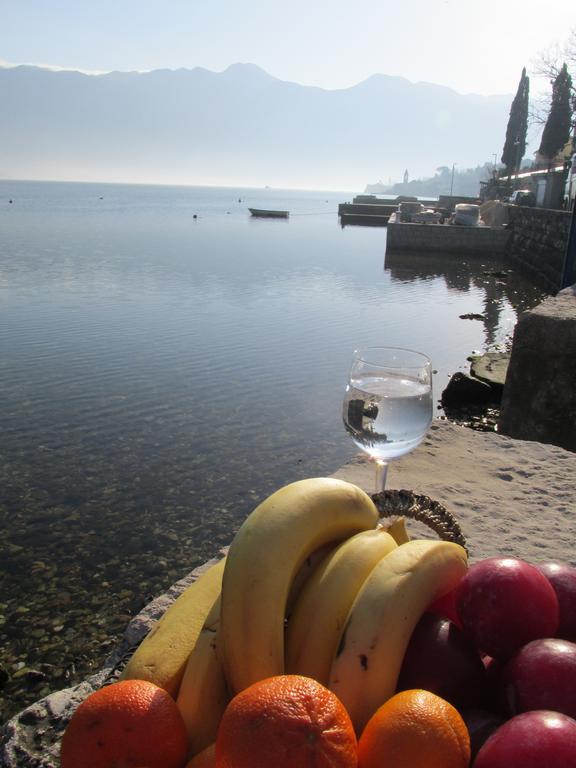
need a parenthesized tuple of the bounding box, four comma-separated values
(538, 63, 573, 159)
(501, 68, 530, 174)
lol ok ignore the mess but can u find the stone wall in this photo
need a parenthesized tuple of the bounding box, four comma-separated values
(498, 285, 576, 452)
(385, 221, 510, 254)
(506, 206, 571, 291)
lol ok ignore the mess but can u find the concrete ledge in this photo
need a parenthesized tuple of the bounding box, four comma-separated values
(338, 203, 396, 216)
(340, 213, 389, 227)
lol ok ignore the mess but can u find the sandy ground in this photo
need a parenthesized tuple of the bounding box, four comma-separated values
(333, 420, 576, 567)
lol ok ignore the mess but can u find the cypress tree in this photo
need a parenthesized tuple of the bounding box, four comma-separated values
(538, 63, 573, 160)
(501, 68, 530, 174)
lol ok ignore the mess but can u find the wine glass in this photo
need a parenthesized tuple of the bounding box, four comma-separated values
(342, 347, 433, 492)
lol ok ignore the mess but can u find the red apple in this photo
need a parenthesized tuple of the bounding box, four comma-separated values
(396, 612, 486, 708)
(501, 638, 576, 720)
(428, 587, 462, 627)
(455, 557, 559, 659)
(474, 711, 576, 768)
(536, 561, 576, 642)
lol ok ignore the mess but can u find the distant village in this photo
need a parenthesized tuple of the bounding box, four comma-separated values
(367, 53, 575, 213)
(367, 144, 574, 212)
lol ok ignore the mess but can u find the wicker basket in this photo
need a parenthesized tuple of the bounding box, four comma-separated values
(371, 489, 467, 552)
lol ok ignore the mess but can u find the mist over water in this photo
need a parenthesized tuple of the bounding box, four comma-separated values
(0, 180, 545, 720)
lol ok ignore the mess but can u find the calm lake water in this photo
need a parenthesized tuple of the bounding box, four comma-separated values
(0, 180, 546, 721)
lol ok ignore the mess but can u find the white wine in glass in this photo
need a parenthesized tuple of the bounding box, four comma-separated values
(342, 347, 433, 491)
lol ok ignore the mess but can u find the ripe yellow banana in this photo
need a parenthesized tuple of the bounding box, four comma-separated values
(286, 540, 337, 618)
(382, 516, 411, 545)
(285, 527, 397, 685)
(328, 539, 468, 734)
(219, 477, 379, 694)
(176, 595, 229, 757)
(120, 557, 225, 697)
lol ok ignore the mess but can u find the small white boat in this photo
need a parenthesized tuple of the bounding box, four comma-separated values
(248, 208, 289, 219)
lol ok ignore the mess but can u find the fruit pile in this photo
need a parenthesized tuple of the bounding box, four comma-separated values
(59, 477, 576, 767)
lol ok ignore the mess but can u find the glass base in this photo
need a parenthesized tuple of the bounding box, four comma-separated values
(375, 460, 388, 493)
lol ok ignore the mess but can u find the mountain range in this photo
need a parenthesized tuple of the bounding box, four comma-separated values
(0, 63, 514, 190)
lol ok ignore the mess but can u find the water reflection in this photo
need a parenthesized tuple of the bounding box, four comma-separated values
(384, 249, 546, 350)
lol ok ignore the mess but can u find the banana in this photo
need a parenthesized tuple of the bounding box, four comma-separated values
(219, 477, 379, 695)
(285, 528, 397, 685)
(286, 540, 337, 618)
(176, 596, 229, 757)
(382, 516, 411, 545)
(328, 539, 468, 734)
(120, 557, 225, 697)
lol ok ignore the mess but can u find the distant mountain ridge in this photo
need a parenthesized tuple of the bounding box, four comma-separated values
(0, 63, 513, 190)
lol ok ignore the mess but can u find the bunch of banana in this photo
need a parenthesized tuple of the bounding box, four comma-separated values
(121, 476, 468, 760)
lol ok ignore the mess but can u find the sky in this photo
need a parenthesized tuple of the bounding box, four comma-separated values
(1, 0, 574, 96)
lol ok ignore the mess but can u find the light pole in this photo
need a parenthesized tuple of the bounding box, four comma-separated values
(514, 139, 521, 175)
(561, 200, 576, 289)
(450, 163, 456, 198)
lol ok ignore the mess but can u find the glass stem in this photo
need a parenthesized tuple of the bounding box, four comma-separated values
(375, 460, 388, 493)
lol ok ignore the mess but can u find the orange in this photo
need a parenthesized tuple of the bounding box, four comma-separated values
(60, 678, 188, 768)
(215, 674, 358, 768)
(186, 743, 216, 768)
(358, 689, 470, 768)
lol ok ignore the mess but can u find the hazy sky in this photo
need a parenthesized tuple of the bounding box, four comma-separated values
(1, 0, 574, 96)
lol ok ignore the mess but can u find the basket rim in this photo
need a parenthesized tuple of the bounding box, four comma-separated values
(371, 488, 468, 551)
